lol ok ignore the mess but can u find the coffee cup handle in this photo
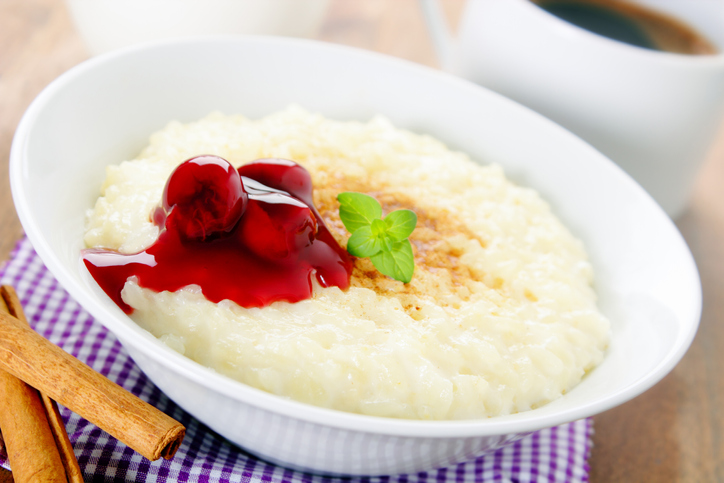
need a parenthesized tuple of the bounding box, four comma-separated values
(419, 0, 456, 70)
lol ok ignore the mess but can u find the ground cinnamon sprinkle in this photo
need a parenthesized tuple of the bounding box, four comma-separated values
(314, 178, 493, 315)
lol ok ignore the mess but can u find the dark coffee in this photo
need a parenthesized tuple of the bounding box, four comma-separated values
(533, 0, 717, 55)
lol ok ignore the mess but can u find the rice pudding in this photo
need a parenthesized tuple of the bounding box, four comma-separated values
(84, 106, 610, 420)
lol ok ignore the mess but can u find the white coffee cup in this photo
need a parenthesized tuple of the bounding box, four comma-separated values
(421, 0, 724, 218)
(66, 0, 331, 56)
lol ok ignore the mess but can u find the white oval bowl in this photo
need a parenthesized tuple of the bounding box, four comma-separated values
(9, 37, 701, 475)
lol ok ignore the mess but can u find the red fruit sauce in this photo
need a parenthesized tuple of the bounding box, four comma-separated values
(82, 156, 353, 314)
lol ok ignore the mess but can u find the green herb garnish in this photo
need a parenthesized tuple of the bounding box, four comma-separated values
(337, 192, 417, 283)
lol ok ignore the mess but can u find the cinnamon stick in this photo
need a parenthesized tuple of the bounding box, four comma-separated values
(0, 287, 185, 461)
(1, 286, 84, 483)
(0, 294, 66, 482)
(42, 398, 84, 483)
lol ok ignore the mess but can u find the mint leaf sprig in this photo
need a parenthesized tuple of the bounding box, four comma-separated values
(337, 192, 417, 283)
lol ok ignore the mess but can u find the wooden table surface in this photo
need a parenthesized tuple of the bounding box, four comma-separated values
(2, 1, 723, 481)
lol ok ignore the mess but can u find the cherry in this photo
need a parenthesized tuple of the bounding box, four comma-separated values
(161, 155, 248, 240)
(238, 158, 314, 207)
(238, 191, 318, 261)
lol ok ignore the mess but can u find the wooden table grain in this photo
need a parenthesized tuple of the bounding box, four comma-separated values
(1, 1, 723, 481)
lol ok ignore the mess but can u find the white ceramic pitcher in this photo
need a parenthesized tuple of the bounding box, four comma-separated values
(66, 0, 331, 56)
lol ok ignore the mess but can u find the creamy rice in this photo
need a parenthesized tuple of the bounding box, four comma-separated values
(85, 106, 610, 420)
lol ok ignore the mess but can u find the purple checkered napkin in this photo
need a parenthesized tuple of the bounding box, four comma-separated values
(0, 237, 594, 482)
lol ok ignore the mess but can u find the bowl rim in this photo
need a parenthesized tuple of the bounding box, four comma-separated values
(9, 35, 703, 438)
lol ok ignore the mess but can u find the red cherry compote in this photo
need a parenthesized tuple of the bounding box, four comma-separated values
(83, 156, 353, 313)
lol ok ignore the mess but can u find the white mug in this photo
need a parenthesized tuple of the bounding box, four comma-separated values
(66, 0, 331, 56)
(421, 0, 724, 218)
